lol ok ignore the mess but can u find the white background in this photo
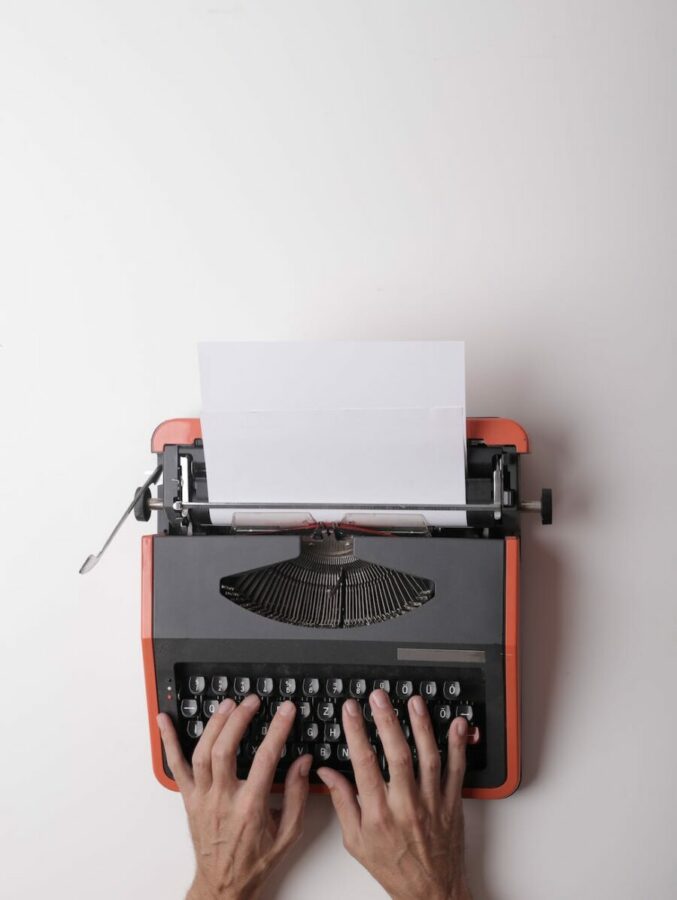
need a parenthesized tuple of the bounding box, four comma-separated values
(1, 2, 675, 898)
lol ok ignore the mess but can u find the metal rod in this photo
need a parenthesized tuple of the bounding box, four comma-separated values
(148, 499, 501, 513)
(148, 498, 545, 514)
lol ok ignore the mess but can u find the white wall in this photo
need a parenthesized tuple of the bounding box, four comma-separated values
(1, 2, 675, 898)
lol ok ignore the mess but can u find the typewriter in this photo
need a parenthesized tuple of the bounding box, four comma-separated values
(82, 416, 551, 799)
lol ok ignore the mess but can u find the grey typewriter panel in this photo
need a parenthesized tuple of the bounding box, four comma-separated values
(153, 535, 505, 646)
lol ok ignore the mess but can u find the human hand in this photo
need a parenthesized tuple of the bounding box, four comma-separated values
(157, 695, 312, 900)
(317, 689, 472, 900)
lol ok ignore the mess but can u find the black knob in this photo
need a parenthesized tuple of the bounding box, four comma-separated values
(134, 485, 152, 522)
(541, 488, 553, 525)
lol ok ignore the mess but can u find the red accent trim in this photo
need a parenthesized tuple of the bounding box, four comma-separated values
(151, 419, 202, 452)
(151, 417, 529, 453)
(142, 536, 179, 791)
(464, 536, 521, 799)
(466, 418, 529, 453)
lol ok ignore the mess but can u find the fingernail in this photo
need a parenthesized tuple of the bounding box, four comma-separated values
(454, 717, 468, 737)
(217, 698, 235, 715)
(317, 767, 336, 788)
(411, 696, 426, 717)
(299, 756, 312, 777)
(279, 700, 296, 718)
(344, 699, 359, 718)
(243, 694, 260, 710)
(371, 689, 388, 709)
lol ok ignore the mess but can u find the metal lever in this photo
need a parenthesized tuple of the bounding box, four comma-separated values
(79, 465, 163, 574)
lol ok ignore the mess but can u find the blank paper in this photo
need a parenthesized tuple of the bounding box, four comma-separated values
(198, 341, 467, 527)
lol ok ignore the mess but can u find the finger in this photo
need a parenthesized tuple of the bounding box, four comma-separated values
(341, 698, 386, 805)
(272, 753, 313, 853)
(190, 698, 236, 791)
(246, 700, 297, 796)
(157, 713, 193, 793)
(211, 693, 261, 788)
(316, 767, 361, 847)
(369, 690, 416, 799)
(407, 695, 441, 809)
(444, 716, 468, 806)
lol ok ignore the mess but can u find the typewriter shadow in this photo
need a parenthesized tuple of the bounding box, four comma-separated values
(262, 794, 337, 899)
(464, 538, 563, 900)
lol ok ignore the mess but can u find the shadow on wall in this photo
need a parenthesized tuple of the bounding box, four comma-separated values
(465, 417, 578, 899)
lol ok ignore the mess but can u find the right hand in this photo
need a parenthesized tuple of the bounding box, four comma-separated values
(317, 689, 473, 900)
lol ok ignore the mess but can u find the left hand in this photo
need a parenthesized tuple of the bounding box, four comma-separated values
(158, 695, 312, 900)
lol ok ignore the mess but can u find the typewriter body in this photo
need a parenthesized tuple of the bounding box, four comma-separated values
(132, 417, 551, 799)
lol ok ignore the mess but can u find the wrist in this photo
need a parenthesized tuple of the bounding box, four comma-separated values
(391, 884, 472, 900)
(186, 877, 236, 900)
(187, 875, 261, 900)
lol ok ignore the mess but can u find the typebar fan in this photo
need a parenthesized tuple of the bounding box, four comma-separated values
(219, 533, 435, 628)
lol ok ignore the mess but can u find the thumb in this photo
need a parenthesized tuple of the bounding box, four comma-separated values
(273, 754, 312, 853)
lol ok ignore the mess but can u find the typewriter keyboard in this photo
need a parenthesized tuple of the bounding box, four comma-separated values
(172, 665, 486, 781)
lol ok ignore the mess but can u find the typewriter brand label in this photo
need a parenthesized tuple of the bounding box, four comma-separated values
(397, 648, 486, 664)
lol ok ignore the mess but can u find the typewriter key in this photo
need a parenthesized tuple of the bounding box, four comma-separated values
(187, 720, 204, 739)
(252, 722, 269, 742)
(443, 680, 461, 700)
(188, 676, 206, 695)
(324, 722, 341, 742)
(395, 680, 414, 699)
(203, 698, 219, 719)
(302, 722, 319, 742)
(279, 678, 297, 697)
(373, 679, 391, 694)
(337, 744, 350, 762)
(233, 677, 251, 696)
(349, 678, 367, 697)
(211, 676, 228, 694)
(317, 701, 334, 721)
(326, 678, 344, 697)
(302, 678, 320, 697)
(256, 677, 274, 697)
(456, 703, 474, 722)
(297, 701, 311, 720)
(419, 680, 437, 699)
(315, 743, 332, 763)
(180, 699, 198, 718)
(434, 703, 452, 724)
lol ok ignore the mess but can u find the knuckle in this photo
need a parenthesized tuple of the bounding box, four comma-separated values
(420, 753, 441, 775)
(211, 740, 231, 763)
(238, 791, 262, 819)
(353, 749, 378, 769)
(254, 744, 279, 769)
(192, 752, 210, 773)
(414, 806, 430, 828)
(387, 751, 412, 772)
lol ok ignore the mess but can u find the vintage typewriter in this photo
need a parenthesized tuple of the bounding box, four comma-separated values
(82, 416, 551, 798)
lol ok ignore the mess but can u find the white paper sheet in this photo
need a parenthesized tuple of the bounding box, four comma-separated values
(198, 341, 467, 527)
